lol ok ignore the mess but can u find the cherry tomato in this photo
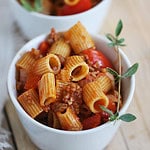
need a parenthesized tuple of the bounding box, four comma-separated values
(57, 0, 92, 16)
(38, 41, 50, 56)
(81, 48, 113, 68)
(101, 111, 109, 123)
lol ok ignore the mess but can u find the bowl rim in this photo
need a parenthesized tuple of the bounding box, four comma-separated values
(7, 33, 135, 135)
(11, 0, 111, 19)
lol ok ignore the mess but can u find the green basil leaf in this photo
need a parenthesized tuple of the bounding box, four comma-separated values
(115, 20, 123, 37)
(119, 113, 136, 122)
(122, 63, 139, 78)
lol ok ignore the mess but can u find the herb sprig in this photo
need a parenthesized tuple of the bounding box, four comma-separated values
(107, 63, 138, 83)
(101, 20, 138, 123)
(101, 106, 136, 122)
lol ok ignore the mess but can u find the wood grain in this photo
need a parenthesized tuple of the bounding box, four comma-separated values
(101, 0, 150, 149)
(5, 101, 38, 150)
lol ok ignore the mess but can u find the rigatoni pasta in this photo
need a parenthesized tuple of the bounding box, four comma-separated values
(83, 81, 109, 113)
(34, 53, 61, 76)
(56, 107, 83, 131)
(18, 88, 43, 118)
(38, 73, 56, 106)
(16, 51, 37, 72)
(64, 56, 89, 81)
(49, 38, 71, 58)
(16, 22, 121, 131)
(95, 72, 115, 93)
(64, 22, 95, 54)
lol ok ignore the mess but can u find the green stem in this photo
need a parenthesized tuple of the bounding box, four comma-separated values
(115, 45, 121, 112)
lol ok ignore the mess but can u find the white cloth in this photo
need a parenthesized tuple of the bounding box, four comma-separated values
(0, 127, 12, 150)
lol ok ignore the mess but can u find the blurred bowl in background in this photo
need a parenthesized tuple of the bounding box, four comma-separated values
(9, 0, 112, 39)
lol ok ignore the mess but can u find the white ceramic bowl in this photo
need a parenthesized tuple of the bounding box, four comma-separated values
(9, 0, 112, 39)
(7, 33, 135, 150)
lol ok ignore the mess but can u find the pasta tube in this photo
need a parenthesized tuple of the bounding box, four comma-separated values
(56, 107, 83, 131)
(96, 72, 115, 93)
(64, 55, 89, 81)
(49, 38, 71, 58)
(64, 22, 95, 54)
(38, 73, 56, 106)
(83, 81, 109, 113)
(18, 88, 43, 118)
(16, 52, 36, 72)
(34, 53, 61, 76)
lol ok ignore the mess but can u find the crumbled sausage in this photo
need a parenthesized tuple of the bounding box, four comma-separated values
(61, 82, 82, 114)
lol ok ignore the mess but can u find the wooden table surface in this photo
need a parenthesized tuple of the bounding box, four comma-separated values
(1, 0, 150, 149)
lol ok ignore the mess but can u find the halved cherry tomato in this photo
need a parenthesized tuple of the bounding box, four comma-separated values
(38, 41, 50, 56)
(101, 111, 109, 123)
(57, 0, 92, 16)
(81, 48, 113, 69)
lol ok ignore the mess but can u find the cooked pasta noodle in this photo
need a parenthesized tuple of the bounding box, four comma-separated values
(64, 22, 95, 54)
(38, 73, 56, 106)
(56, 107, 83, 131)
(18, 88, 43, 118)
(16, 51, 36, 72)
(34, 54, 61, 76)
(96, 72, 115, 93)
(83, 81, 109, 113)
(49, 38, 71, 58)
(64, 55, 89, 81)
